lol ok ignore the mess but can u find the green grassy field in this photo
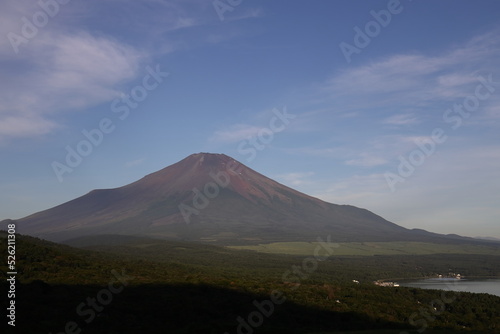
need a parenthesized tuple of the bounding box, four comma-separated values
(3, 232, 500, 333)
(228, 241, 500, 256)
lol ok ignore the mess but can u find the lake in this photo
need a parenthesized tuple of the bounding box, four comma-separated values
(399, 278, 500, 297)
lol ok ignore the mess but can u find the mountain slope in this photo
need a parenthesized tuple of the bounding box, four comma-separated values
(3, 153, 465, 244)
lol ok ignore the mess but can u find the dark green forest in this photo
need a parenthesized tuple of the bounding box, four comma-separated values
(1, 232, 499, 333)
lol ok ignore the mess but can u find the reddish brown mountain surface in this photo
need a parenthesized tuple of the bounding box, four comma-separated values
(6, 153, 454, 244)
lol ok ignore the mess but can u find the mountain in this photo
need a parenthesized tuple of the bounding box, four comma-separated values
(2, 153, 469, 244)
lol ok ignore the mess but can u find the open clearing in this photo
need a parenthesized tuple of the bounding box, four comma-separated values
(228, 241, 500, 256)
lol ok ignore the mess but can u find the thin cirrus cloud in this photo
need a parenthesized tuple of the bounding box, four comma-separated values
(0, 29, 146, 141)
(289, 29, 500, 236)
(0, 115, 57, 139)
(276, 172, 315, 187)
(324, 29, 500, 108)
(382, 113, 420, 126)
(345, 153, 388, 167)
(318, 145, 500, 207)
(209, 124, 264, 143)
(0, 0, 216, 142)
(294, 29, 500, 168)
(0, 0, 261, 142)
(277, 29, 500, 170)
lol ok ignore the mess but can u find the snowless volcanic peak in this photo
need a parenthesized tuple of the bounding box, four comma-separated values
(4, 152, 454, 244)
(120, 153, 239, 193)
(132, 152, 316, 205)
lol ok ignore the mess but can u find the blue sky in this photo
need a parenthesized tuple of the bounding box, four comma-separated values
(1, 0, 499, 238)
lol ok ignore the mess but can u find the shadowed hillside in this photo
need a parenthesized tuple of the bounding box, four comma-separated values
(2, 232, 500, 333)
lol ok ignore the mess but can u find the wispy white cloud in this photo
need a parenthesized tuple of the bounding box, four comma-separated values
(312, 144, 500, 236)
(313, 173, 389, 205)
(0, 0, 149, 142)
(293, 29, 500, 188)
(324, 29, 500, 109)
(0, 31, 145, 140)
(0, 115, 57, 138)
(345, 153, 388, 167)
(276, 172, 315, 187)
(325, 54, 444, 100)
(436, 73, 478, 88)
(382, 113, 420, 125)
(210, 124, 263, 143)
(0, 0, 245, 141)
(85, 0, 210, 34)
(209, 105, 299, 144)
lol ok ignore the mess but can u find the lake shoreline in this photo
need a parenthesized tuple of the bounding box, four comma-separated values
(378, 275, 500, 283)
(396, 277, 500, 297)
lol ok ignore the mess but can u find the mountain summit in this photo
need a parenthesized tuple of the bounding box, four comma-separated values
(8, 153, 448, 244)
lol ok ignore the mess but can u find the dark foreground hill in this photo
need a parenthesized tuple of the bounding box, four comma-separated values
(1, 231, 499, 333)
(1, 153, 483, 245)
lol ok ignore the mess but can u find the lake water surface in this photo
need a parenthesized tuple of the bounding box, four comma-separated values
(400, 278, 500, 297)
